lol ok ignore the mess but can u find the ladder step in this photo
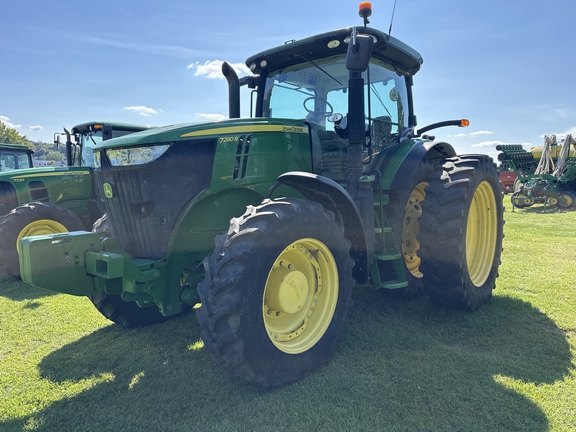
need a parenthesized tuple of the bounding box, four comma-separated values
(380, 279, 409, 289)
(375, 253, 402, 261)
(374, 227, 393, 234)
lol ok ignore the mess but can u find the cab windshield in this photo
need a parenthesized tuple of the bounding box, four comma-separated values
(78, 128, 144, 167)
(263, 54, 409, 150)
(0, 150, 32, 171)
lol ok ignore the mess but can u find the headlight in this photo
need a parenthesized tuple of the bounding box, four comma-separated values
(106, 144, 171, 167)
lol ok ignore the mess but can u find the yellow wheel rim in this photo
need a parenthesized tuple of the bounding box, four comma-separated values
(16, 219, 68, 253)
(401, 182, 428, 278)
(512, 193, 534, 206)
(263, 238, 338, 354)
(466, 181, 498, 287)
(547, 197, 558, 206)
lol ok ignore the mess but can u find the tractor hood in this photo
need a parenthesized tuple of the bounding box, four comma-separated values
(0, 165, 90, 179)
(93, 118, 306, 150)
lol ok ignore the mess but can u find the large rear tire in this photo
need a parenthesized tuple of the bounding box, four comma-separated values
(0, 202, 85, 278)
(197, 198, 354, 389)
(381, 158, 440, 298)
(0, 183, 18, 216)
(418, 155, 504, 310)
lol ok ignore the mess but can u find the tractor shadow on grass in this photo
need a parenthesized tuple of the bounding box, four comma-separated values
(2, 288, 573, 432)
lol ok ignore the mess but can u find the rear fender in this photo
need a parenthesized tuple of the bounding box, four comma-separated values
(268, 171, 369, 284)
(384, 141, 456, 190)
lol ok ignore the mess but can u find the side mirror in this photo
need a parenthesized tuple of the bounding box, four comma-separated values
(102, 124, 113, 141)
(346, 34, 374, 72)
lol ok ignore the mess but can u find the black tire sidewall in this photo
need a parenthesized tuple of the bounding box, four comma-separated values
(197, 198, 354, 388)
(461, 162, 504, 304)
(0, 202, 85, 277)
(236, 216, 352, 381)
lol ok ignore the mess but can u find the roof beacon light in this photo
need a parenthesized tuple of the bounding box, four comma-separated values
(359, 2, 372, 24)
(460, 119, 470, 127)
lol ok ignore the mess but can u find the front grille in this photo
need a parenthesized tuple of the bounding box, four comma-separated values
(96, 139, 216, 258)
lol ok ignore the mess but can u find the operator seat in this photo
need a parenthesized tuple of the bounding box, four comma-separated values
(371, 116, 393, 155)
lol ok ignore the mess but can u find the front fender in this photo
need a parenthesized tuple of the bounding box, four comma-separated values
(268, 171, 369, 284)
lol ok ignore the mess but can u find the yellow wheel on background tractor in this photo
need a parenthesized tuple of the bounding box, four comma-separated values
(16, 219, 68, 254)
(0, 202, 85, 278)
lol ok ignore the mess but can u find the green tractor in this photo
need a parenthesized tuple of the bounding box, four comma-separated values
(0, 142, 34, 173)
(19, 5, 504, 388)
(497, 134, 576, 209)
(0, 122, 151, 277)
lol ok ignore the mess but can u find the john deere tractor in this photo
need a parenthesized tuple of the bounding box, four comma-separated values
(0, 121, 151, 277)
(19, 4, 503, 388)
(0, 143, 34, 173)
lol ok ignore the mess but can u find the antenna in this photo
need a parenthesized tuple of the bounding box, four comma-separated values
(388, 0, 397, 35)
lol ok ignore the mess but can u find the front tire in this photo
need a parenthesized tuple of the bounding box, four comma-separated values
(0, 202, 85, 278)
(418, 155, 504, 310)
(87, 214, 187, 327)
(197, 198, 354, 389)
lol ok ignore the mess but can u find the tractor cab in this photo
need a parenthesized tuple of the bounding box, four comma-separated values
(0, 143, 34, 172)
(54, 122, 153, 168)
(225, 25, 420, 180)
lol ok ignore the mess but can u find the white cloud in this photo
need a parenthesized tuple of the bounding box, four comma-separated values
(470, 130, 493, 137)
(195, 113, 227, 122)
(0, 116, 21, 129)
(446, 133, 466, 138)
(29, 125, 43, 132)
(187, 60, 251, 79)
(123, 106, 158, 117)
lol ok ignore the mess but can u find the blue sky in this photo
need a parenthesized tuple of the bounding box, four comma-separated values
(1, 0, 575, 159)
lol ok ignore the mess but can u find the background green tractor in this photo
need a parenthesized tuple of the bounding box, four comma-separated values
(0, 122, 151, 277)
(497, 134, 576, 209)
(19, 5, 504, 389)
(0, 142, 34, 173)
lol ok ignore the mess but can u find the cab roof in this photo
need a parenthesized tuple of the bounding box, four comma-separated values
(71, 121, 154, 135)
(0, 143, 33, 153)
(245, 26, 423, 76)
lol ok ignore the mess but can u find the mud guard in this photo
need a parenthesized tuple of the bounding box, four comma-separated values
(268, 171, 369, 284)
(387, 141, 456, 190)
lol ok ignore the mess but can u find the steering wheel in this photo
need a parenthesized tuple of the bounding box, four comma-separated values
(303, 97, 334, 118)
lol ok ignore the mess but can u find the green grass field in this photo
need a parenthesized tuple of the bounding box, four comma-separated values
(1, 202, 575, 431)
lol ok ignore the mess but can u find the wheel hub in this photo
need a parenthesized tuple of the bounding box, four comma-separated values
(265, 266, 308, 314)
(263, 239, 338, 354)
